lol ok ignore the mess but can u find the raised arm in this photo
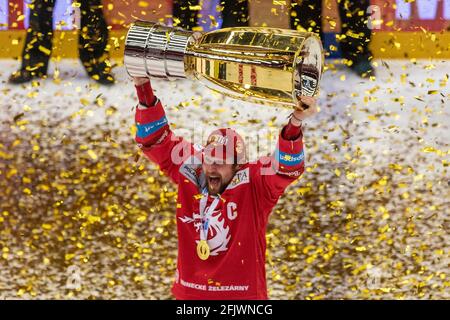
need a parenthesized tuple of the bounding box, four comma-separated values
(253, 96, 318, 205)
(133, 77, 193, 184)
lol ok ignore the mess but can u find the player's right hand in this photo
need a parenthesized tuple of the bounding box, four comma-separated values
(133, 77, 150, 86)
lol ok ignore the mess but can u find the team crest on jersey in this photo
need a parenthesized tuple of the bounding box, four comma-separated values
(179, 207, 231, 256)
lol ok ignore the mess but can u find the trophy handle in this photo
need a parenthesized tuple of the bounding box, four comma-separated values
(124, 20, 195, 80)
(124, 21, 158, 78)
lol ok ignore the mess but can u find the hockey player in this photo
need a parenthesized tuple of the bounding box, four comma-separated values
(132, 76, 317, 299)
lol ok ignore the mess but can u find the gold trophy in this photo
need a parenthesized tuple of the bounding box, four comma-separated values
(124, 21, 323, 108)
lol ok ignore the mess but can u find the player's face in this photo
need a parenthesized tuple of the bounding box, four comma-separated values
(202, 159, 237, 195)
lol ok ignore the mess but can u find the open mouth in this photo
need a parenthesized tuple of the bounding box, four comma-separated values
(208, 176, 221, 190)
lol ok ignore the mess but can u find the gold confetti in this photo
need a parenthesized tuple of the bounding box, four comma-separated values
(87, 150, 98, 160)
(138, 1, 149, 8)
(334, 168, 341, 177)
(0, 56, 447, 301)
(38, 46, 51, 56)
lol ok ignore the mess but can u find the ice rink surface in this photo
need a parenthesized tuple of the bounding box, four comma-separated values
(0, 59, 448, 299)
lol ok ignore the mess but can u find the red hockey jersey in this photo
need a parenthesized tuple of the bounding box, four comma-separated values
(135, 87, 305, 300)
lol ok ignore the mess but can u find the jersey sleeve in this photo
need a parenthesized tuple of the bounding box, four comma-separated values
(134, 90, 193, 184)
(251, 126, 305, 207)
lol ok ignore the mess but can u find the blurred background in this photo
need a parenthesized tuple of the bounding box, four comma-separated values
(2, 0, 449, 59)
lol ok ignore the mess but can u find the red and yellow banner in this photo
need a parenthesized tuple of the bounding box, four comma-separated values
(1, 0, 449, 58)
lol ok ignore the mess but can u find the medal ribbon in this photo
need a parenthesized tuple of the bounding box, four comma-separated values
(199, 194, 220, 242)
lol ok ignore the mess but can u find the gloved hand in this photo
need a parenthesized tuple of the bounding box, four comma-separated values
(133, 77, 149, 86)
(133, 77, 156, 108)
(133, 76, 167, 148)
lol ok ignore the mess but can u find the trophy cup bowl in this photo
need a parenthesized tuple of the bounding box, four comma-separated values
(124, 20, 323, 108)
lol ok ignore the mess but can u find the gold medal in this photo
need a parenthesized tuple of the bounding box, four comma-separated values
(197, 240, 210, 260)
